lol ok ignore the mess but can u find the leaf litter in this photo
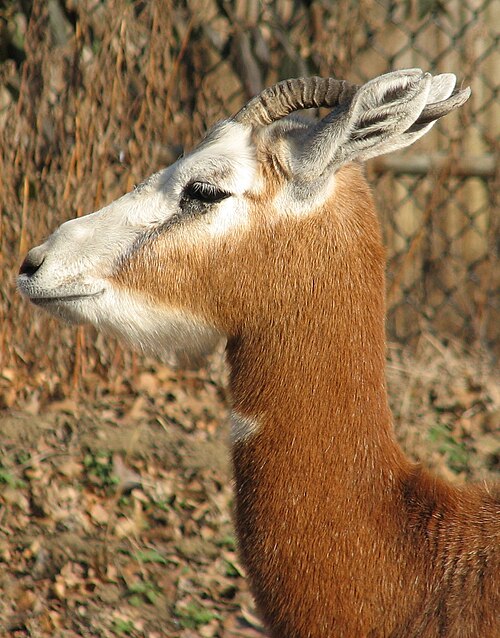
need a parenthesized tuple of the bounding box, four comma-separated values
(0, 338, 498, 637)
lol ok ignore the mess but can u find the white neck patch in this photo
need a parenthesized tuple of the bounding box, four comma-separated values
(230, 411, 260, 444)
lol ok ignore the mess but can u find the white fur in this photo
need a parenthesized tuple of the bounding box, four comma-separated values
(230, 411, 260, 444)
(206, 196, 250, 237)
(94, 288, 221, 365)
(177, 121, 258, 198)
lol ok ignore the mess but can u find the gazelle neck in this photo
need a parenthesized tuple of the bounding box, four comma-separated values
(224, 168, 412, 636)
(226, 280, 407, 489)
(226, 164, 407, 483)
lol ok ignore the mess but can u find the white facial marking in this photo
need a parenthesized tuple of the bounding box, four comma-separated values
(178, 121, 257, 198)
(230, 411, 260, 444)
(173, 121, 258, 239)
(95, 288, 222, 363)
(29, 283, 222, 366)
(18, 121, 258, 308)
(207, 196, 249, 237)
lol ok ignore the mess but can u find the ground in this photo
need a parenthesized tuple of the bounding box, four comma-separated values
(0, 338, 498, 638)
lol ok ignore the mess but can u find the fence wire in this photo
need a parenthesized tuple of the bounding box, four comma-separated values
(0, 0, 497, 402)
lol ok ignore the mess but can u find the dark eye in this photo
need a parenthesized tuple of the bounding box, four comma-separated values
(184, 181, 230, 204)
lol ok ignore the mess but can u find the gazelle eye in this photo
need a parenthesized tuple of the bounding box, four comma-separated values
(184, 181, 230, 204)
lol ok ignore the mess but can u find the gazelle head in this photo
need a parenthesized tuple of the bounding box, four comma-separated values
(18, 70, 469, 365)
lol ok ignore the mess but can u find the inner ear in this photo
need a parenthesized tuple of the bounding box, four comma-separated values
(352, 118, 391, 142)
(348, 71, 432, 141)
(360, 73, 422, 110)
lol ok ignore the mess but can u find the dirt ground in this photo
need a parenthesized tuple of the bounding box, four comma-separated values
(0, 337, 498, 638)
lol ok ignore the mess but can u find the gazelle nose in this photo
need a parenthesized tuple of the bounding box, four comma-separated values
(19, 245, 48, 277)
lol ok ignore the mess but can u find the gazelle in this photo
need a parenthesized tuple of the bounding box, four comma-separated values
(18, 69, 499, 637)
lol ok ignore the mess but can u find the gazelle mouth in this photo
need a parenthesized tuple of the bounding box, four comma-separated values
(30, 290, 105, 305)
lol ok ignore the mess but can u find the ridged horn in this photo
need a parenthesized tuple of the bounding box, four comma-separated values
(233, 77, 360, 127)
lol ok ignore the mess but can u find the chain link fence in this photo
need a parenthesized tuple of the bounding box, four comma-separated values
(0, 0, 497, 403)
(356, 0, 498, 351)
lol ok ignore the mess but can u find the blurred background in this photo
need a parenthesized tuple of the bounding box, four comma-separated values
(0, 1, 498, 637)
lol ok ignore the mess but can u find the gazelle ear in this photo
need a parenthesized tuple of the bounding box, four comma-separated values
(354, 72, 461, 161)
(293, 70, 470, 177)
(342, 69, 433, 156)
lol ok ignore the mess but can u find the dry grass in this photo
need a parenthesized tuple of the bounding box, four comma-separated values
(0, 0, 498, 405)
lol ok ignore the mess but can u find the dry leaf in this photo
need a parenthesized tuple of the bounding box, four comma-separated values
(89, 503, 110, 525)
(113, 454, 142, 492)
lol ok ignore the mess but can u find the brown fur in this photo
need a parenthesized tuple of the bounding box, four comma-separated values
(114, 161, 499, 637)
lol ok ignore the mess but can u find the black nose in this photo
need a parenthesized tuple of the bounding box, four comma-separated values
(19, 246, 47, 277)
